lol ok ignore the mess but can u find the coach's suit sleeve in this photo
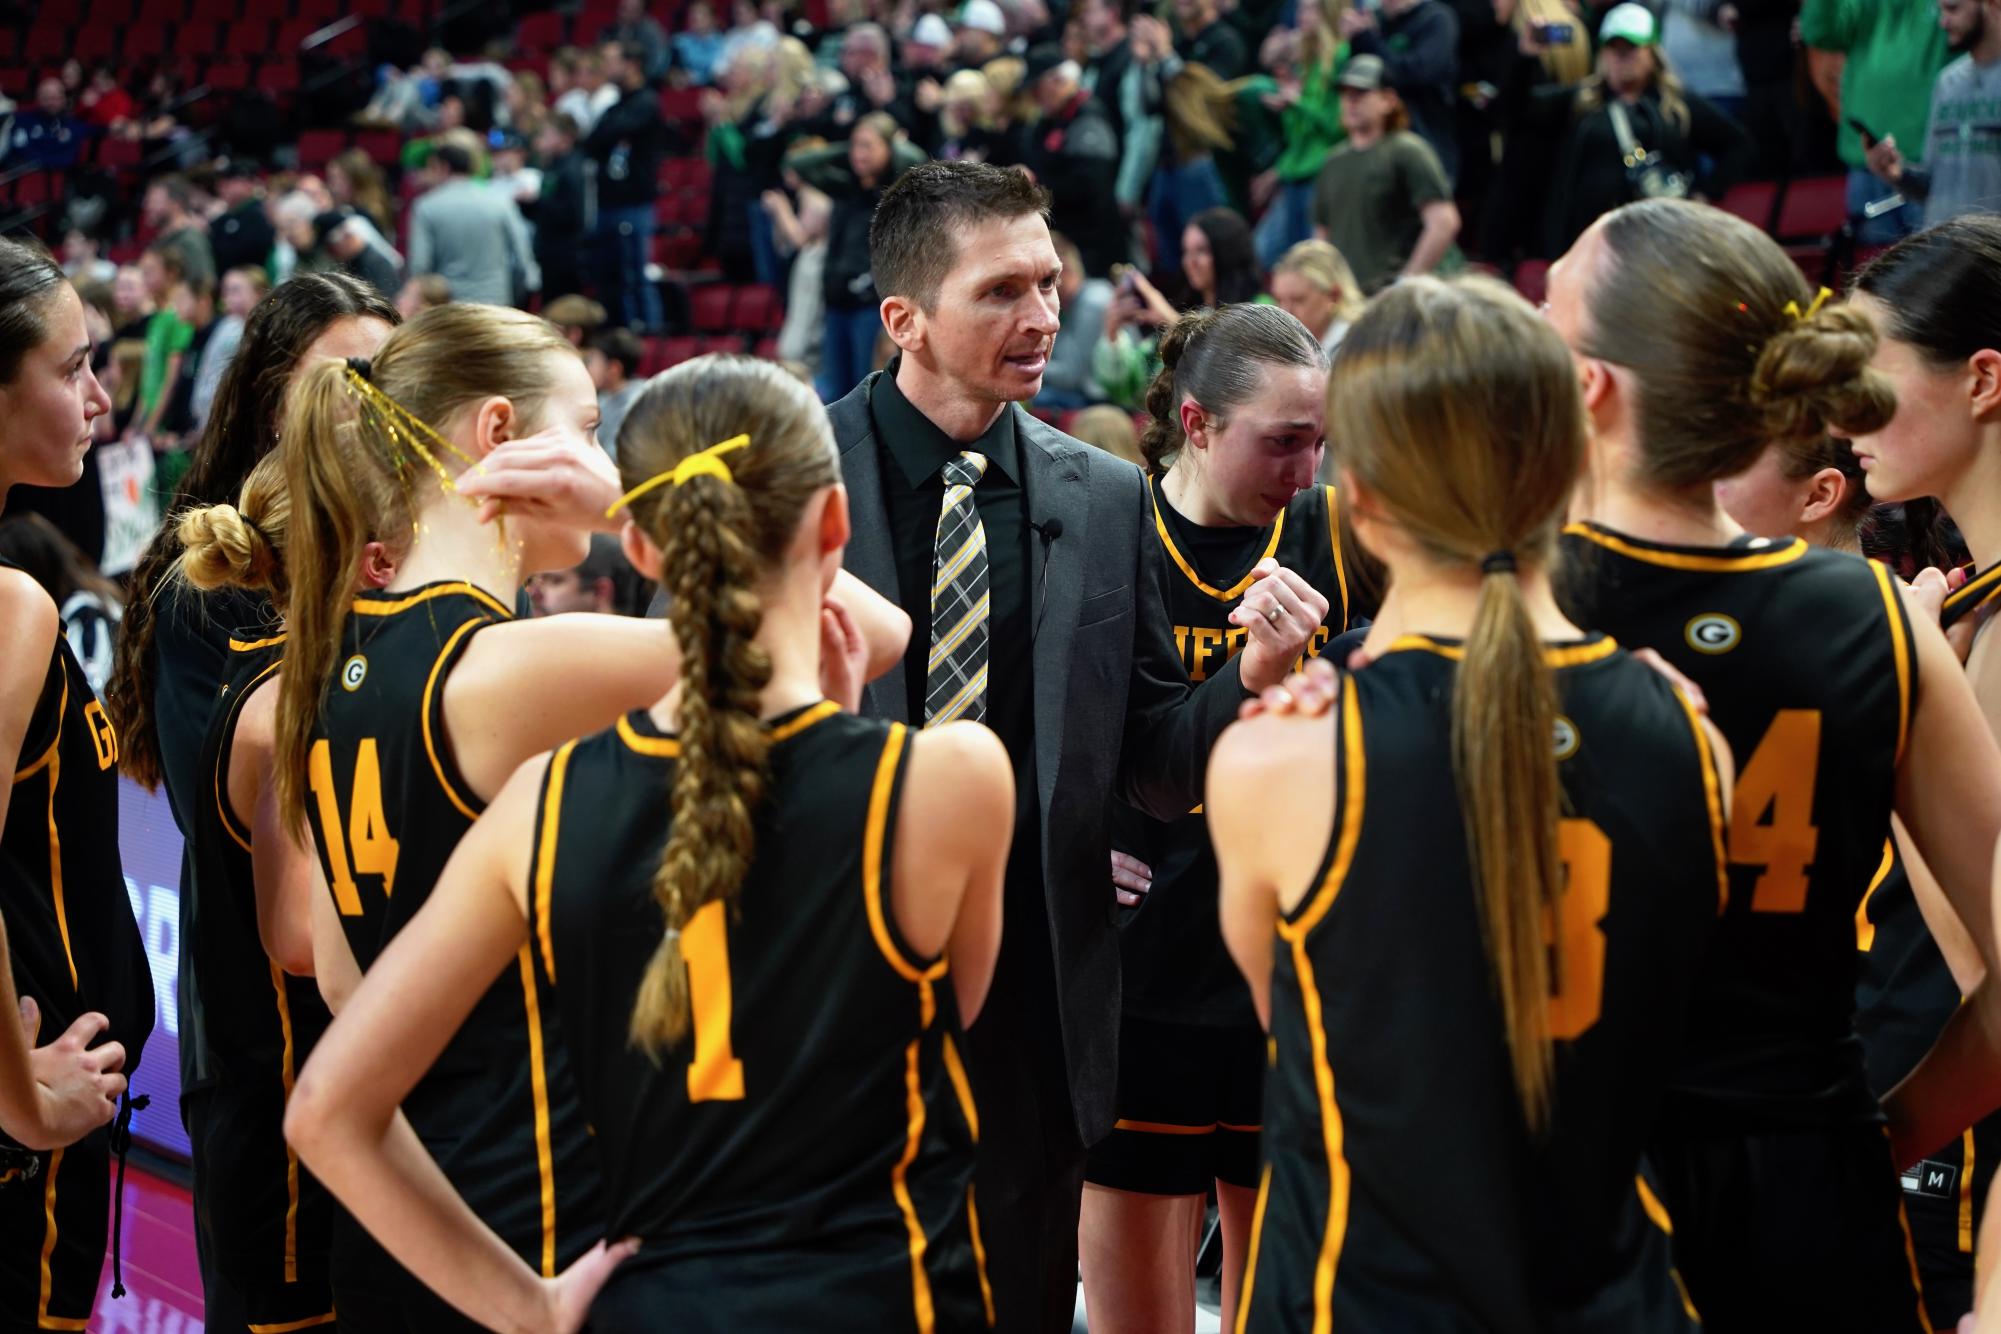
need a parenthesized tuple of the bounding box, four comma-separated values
(1115, 480, 1251, 824)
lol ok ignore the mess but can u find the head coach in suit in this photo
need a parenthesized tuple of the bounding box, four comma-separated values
(827, 159, 1330, 1331)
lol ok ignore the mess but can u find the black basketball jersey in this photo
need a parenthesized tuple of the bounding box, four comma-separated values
(1242, 639, 1725, 1334)
(306, 580, 600, 1275)
(1116, 481, 1354, 1029)
(537, 703, 991, 1330)
(1940, 560, 2001, 633)
(0, 558, 154, 1330)
(1559, 523, 1915, 1129)
(182, 631, 335, 1291)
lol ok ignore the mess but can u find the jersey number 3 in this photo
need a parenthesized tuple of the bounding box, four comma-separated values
(1730, 709, 1821, 913)
(307, 737, 401, 915)
(1548, 818, 1611, 1041)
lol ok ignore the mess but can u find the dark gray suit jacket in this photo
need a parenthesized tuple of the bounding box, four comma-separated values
(830, 374, 1248, 1142)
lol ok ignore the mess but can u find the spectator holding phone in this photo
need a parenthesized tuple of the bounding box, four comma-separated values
(1866, 0, 2001, 228)
(1801, 0, 1950, 242)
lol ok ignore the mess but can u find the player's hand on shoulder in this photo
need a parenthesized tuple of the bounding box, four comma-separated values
(1238, 656, 1340, 722)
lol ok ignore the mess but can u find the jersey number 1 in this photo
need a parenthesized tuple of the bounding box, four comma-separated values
(307, 737, 400, 915)
(682, 899, 746, 1102)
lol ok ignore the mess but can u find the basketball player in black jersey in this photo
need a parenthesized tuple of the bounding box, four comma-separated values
(1213, 275, 1733, 1333)
(1821, 216, 2001, 1328)
(0, 238, 155, 1332)
(287, 354, 1007, 1332)
(1548, 198, 2001, 1332)
(107, 272, 397, 1334)
(1083, 303, 1354, 1330)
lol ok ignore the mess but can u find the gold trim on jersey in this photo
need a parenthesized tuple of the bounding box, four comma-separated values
(1894, 1178, 1938, 1334)
(1148, 475, 1286, 601)
(1380, 634, 1620, 669)
(1961, 1127, 1977, 1254)
(1563, 522, 1808, 572)
(268, 960, 302, 1283)
(1633, 1176, 1702, 1321)
(966, 1184, 995, 1327)
(1671, 686, 1731, 917)
(228, 632, 288, 653)
(535, 742, 576, 982)
(247, 1315, 337, 1332)
(863, 724, 951, 1026)
(216, 660, 283, 854)
(422, 619, 489, 821)
(612, 700, 843, 759)
(1870, 561, 1913, 764)
(38, 1145, 85, 1330)
(349, 581, 512, 619)
(518, 946, 560, 1278)
(1235, 1162, 1273, 1334)
(1272, 678, 1364, 1333)
(1324, 486, 1349, 625)
(1855, 839, 1897, 952)
(16, 671, 80, 990)
(892, 1039, 939, 1332)
(941, 1032, 978, 1141)
(1943, 561, 2001, 629)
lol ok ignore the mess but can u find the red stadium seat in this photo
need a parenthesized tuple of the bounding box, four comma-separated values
(88, 0, 138, 26)
(690, 283, 735, 333)
(753, 335, 780, 361)
(13, 173, 53, 208)
(174, 22, 223, 59)
(124, 19, 172, 58)
(189, 0, 240, 20)
(517, 12, 566, 53)
(224, 19, 271, 53)
(699, 335, 746, 357)
(274, 17, 321, 50)
(658, 87, 704, 127)
(257, 60, 300, 97)
(660, 156, 705, 190)
(203, 60, 252, 90)
(659, 336, 702, 368)
(22, 26, 70, 64)
(297, 129, 347, 170)
(1511, 260, 1550, 306)
(350, 129, 399, 166)
(1774, 174, 1847, 240)
(73, 26, 119, 64)
(733, 284, 780, 333)
(1718, 180, 1779, 232)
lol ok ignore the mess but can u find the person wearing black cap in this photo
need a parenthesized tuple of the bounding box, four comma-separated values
(1019, 44, 1128, 278)
(314, 210, 402, 300)
(1310, 54, 1461, 292)
(207, 159, 274, 279)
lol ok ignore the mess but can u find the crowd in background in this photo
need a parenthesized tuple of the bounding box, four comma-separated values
(0, 0, 1997, 622)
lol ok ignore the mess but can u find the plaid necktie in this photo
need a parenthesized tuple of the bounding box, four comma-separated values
(926, 450, 990, 726)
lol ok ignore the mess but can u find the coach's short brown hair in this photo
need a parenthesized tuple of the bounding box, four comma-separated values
(869, 159, 1049, 311)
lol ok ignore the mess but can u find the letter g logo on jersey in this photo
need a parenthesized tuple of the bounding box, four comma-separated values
(341, 654, 369, 692)
(1684, 613, 1741, 655)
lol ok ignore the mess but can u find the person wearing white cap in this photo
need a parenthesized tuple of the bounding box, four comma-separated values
(954, 0, 1009, 67)
(1504, 1, 1750, 256)
(904, 12, 956, 72)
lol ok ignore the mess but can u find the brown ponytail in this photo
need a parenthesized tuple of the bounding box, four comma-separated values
(615, 355, 839, 1053)
(1139, 303, 1325, 476)
(1329, 276, 1587, 1130)
(268, 304, 575, 831)
(173, 450, 291, 604)
(1580, 200, 1895, 492)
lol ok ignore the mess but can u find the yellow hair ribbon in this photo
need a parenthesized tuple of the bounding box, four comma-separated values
(1782, 286, 1834, 324)
(604, 434, 752, 518)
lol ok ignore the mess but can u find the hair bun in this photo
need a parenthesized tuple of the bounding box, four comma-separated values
(1750, 302, 1897, 445)
(176, 502, 277, 593)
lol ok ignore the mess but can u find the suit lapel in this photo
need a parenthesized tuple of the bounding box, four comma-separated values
(831, 376, 909, 723)
(1023, 411, 1092, 809)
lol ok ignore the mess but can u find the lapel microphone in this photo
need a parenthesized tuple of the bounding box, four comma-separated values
(1031, 518, 1064, 633)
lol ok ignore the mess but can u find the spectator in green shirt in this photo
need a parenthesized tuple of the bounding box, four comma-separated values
(1800, 0, 1951, 241)
(132, 244, 196, 501)
(1249, 0, 1350, 269)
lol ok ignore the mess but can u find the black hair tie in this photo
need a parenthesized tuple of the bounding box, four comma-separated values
(1480, 549, 1518, 575)
(346, 355, 373, 381)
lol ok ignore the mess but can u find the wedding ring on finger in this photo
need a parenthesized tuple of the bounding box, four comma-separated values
(1265, 603, 1282, 625)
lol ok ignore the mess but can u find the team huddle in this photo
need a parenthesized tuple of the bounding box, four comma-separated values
(2, 155, 2001, 1334)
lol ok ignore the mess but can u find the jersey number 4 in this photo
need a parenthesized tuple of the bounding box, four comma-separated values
(307, 737, 401, 914)
(1730, 709, 1821, 913)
